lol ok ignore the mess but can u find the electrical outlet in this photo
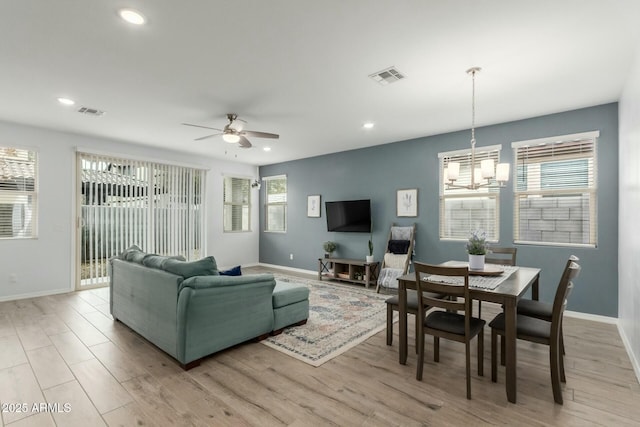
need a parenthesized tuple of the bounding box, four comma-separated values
(9, 273, 17, 283)
(289, 254, 294, 260)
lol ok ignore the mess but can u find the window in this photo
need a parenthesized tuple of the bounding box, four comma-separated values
(223, 176, 250, 232)
(264, 175, 287, 232)
(438, 145, 502, 241)
(0, 147, 37, 239)
(512, 131, 598, 247)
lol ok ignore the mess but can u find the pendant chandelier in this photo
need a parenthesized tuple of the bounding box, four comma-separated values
(445, 67, 509, 190)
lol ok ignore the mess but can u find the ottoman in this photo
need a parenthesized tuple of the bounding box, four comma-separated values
(272, 281, 310, 334)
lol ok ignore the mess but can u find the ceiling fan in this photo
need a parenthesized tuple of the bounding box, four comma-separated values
(182, 113, 279, 148)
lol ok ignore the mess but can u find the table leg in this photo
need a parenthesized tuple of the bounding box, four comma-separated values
(399, 282, 408, 365)
(318, 259, 322, 281)
(505, 298, 517, 403)
(365, 264, 370, 289)
(532, 275, 539, 301)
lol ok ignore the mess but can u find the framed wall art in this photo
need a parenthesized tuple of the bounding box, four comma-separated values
(397, 188, 418, 217)
(307, 195, 321, 217)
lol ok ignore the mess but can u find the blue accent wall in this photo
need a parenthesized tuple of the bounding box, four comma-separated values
(259, 103, 618, 317)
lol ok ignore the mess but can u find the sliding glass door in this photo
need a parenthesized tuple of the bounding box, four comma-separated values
(76, 152, 206, 289)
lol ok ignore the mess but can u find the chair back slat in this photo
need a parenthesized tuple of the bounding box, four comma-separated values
(485, 247, 517, 266)
(414, 262, 470, 314)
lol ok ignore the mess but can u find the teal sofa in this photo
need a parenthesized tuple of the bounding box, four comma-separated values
(109, 248, 277, 369)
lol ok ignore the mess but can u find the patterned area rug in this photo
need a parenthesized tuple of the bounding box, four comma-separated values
(262, 274, 396, 367)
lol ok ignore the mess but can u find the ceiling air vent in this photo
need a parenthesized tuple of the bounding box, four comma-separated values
(77, 106, 106, 117)
(369, 67, 405, 85)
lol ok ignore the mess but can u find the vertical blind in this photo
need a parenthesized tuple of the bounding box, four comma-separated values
(223, 176, 250, 232)
(512, 132, 598, 246)
(0, 147, 37, 239)
(438, 146, 501, 241)
(264, 175, 287, 232)
(78, 152, 206, 285)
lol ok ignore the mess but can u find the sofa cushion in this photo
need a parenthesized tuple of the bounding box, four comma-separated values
(142, 254, 186, 269)
(162, 256, 218, 278)
(219, 265, 242, 276)
(272, 281, 310, 308)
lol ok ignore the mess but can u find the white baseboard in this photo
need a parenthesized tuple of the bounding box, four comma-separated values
(256, 262, 317, 277)
(0, 287, 72, 302)
(564, 310, 618, 324)
(617, 323, 640, 385)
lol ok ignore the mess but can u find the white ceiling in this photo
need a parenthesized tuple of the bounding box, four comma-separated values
(1, 1, 639, 166)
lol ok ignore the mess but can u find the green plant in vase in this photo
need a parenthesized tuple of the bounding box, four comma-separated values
(323, 241, 337, 258)
(366, 222, 374, 262)
(466, 230, 488, 270)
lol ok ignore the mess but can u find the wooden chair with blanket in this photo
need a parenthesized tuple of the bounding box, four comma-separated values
(377, 224, 418, 346)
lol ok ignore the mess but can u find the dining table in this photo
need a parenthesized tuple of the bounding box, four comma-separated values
(396, 261, 540, 403)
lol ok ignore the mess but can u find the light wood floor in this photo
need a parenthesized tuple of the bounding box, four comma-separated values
(1, 266, 639, 426)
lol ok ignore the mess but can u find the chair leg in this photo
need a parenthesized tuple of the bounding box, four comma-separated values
(415, 314, 419, 354)
(550, 340, 563, 404)
(478, 300, 482, 319)
(433, 336, 440, 363)
(491, 329, 498, 382)
(416, 324, 425, 381)
(477, 329, 484, 377)
(560, 323, 566, 382)
(500, 335, 506, 366)
(466, 339, 472, 399)
(386, 305, 393, 346)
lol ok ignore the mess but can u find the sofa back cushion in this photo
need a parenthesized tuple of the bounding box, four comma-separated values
(162, 256, 219, 278)
(142, 254, 186, 269)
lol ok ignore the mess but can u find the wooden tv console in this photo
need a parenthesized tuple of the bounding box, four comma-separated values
(317, 257, 379, 289)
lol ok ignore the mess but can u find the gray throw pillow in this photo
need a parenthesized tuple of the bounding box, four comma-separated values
(162, 256, 219, 278)
(123, 245, 146, 263)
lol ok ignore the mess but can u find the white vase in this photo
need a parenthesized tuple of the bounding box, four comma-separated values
(468, 254, 485, 271)
(366, 255, 374, 263)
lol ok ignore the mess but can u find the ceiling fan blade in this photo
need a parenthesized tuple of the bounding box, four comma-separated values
(194, 133, 220, 141)
(182, 123, 223, 131)
(238, 136, 252, 148)
(242, 130, 279, 139)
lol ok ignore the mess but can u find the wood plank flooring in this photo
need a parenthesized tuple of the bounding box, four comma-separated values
(0, 266, 639, 426)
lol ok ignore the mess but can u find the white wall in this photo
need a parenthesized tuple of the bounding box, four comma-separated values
(0, 120, 259, 301)
(619, 44, 640, 380)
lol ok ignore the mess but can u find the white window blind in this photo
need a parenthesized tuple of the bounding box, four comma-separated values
(512, 131, 598, 247)
(78, 152, 206, 285)
(223, 176, 250, 232)
(438, 145, 501, 241)
(0, 147, 37, 239)
(264, 175, 287, 232)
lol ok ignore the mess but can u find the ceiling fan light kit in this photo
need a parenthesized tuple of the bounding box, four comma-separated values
(222, 133, 240, 143)
(445, 67, 510, 190)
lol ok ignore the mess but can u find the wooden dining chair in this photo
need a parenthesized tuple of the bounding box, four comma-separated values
(478, 247, 517, 319)
(489, 260, 581, 404)
(414, 262, 485, 400)
(515, 255, 578, 380)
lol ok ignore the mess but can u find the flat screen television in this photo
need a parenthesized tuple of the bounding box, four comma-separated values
(325, 199, 371, 232)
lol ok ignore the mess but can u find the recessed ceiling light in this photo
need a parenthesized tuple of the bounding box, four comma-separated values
(363, 122, 375, 129)
(263, 147, 272, 152)
(119, 9, 146, 25)
(57, 97, 75, 106)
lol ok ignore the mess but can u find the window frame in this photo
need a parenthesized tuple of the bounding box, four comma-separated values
(223, 175, 251, 233)
(263, 174, 287, 233)
(512, 131, 598, 248)
(438, 144, 502, 242)
(0, 146, 38, 240)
